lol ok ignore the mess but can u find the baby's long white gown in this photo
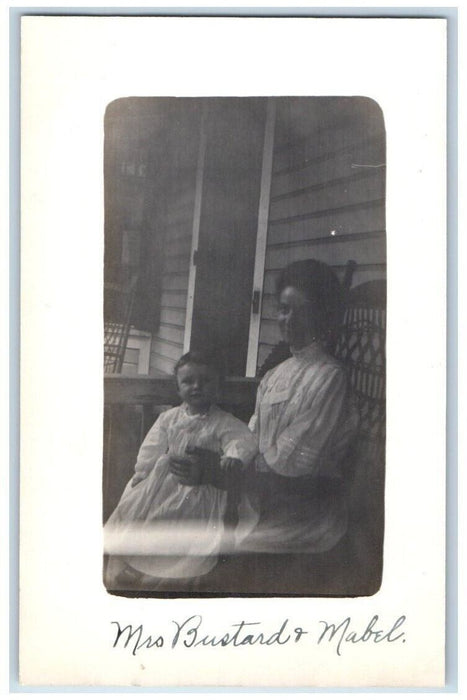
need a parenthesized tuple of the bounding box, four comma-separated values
(104, 404, 257, 582)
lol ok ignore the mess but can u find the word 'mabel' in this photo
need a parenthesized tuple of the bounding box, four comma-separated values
(317, 614, 406, 656)
(110, 614, 406, 657)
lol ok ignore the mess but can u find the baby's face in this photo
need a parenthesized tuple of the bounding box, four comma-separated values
(176, 362, 219, 413)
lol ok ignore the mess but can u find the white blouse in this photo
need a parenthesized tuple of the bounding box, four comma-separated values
(240, 342, 359, 554)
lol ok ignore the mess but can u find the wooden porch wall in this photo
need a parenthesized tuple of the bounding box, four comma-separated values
(257, 104, 386, 371)
(149, 171, 198, 375)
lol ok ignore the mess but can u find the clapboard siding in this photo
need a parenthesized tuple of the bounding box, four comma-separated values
(156, 322, 185, 345)
(269, 198, 385, 230)
(161, 271, 190, 291)
(268, 229, 386, 254)
(151, 282, 188, 374)
(273, 156, 383, 194)
(160, 290, 188, 309)
(256, 102, 386, 374)
(150, 177, 196, 374)
(269, 172, 385, 223)
(270, 166, 383, 205)
(330, 262, 387, 287)
(149, 352, 178, 377)
(261, 262, 386, 298)
(273, 141, 385, 182)
(273, 130, 385, 175)
(340, 266, 386, 287)
(159, 306, 187, 327)
(151, 338, 183, 362)
(265, 233, 386, 270)
(268, 206, 385, 247)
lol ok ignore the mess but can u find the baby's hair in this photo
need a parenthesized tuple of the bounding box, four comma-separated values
(173, 349, 225, 381)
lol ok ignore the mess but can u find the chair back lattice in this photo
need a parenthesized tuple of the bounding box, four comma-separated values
(104, 273, 138, 374)
(334, 280, 386, 448)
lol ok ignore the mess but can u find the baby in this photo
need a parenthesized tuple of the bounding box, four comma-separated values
(104, 350, 257, 590)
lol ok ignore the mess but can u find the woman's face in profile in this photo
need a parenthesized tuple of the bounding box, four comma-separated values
(278, 285, 316, 349)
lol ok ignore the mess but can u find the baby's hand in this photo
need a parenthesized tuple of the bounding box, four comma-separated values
(168, 454, 202, 486)
(131, 472, 147, 487)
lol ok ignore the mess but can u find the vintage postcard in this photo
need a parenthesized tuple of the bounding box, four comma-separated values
(19, 16, 447, 687)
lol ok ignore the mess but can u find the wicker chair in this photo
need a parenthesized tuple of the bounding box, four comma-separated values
(335, 279, 386, 453)
(332, 277, 386, 593)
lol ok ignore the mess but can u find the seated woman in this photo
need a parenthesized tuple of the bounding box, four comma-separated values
(169, 259, 360, 595)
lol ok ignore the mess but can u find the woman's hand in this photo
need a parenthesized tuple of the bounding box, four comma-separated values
(185, 446, 225, 488)
(168, 447, 227, 488)
(168, 454, 202, 486)
(168, 447, 234, 489)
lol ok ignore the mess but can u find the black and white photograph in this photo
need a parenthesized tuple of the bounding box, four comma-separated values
(102, 96, 387, 598)
(18, 15, 447, 687)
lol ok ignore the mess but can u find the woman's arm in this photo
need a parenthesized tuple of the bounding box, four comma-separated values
(259, 367, 350, 478)
(169, 368, 354, 494)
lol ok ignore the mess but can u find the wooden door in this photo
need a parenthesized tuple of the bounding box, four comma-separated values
(188, 98, 267, 376)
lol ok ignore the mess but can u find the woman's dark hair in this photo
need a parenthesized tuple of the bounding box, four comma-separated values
(276, 258, 344, 341)
(173, 349, 225, 381)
